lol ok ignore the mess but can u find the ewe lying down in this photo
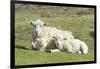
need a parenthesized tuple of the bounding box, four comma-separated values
(29, 19, 74, 52)
(53, 35, 88, 54)
(29, 19, 88, 54)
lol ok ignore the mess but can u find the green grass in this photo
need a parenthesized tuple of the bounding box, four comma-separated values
(15, 4, 95, 65)
(15, 49, 94, 65)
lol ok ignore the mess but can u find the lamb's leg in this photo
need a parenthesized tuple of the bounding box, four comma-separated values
(65, 44, 74, 53)
(80, 41, 88, 54)
(39, 47, 46, 51)
(49, 49, 60, 53)
(77, 51, 82, 54)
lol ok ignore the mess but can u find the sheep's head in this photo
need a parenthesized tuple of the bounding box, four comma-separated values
(52, 34, 68, 50)
(52, 35, 63, 48)
(30, 19, 46, 37)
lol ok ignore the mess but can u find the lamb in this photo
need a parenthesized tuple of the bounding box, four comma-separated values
(29, 19, 74, 51)
(53, 35, 88, 54)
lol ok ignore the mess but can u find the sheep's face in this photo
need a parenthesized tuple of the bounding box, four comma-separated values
(53, 35, 63, 49)
(30, 19, 46, 37)
(32, 24, 42, 37)
(55, 37, 61, 46)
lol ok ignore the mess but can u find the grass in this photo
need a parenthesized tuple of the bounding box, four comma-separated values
(15, 49, 94, 65)
(15, 4, 95, 65)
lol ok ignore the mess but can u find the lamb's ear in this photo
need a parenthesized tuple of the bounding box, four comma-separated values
(43, 23, 47, 26)
(52, 36, 56, 39)
(63, 38, 67, 40)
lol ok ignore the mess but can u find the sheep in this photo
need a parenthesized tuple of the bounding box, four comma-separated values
(53, 35, 88, 54)
(29, 19, 74, 51)
(70, 39, 88, 54)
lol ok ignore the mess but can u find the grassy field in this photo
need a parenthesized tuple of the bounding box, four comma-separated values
(15, 4, 95, 65)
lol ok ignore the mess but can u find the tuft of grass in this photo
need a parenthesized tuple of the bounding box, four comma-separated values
(15, 4, 95, 65)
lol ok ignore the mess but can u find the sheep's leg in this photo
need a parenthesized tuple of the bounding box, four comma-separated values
(31, 41, 37, 50)
(39, 47, 46, 51)
(50, 49, 60, 53)
(64, 44, 74, 53)
(77, 51, 82, 54)
(39, 41, 47, 52)
(66, 48, 73, 53)
(80, 41, 88, 54)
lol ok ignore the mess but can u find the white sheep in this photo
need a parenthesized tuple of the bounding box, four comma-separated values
(53, 35, 88, 54)
(29, 19, 74, 51)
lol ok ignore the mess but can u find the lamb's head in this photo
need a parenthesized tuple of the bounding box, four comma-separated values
(52, 35, 64, 49)
(30, 19, 46, 37)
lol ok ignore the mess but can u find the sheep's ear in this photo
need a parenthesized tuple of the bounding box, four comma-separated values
(29, 20, 35, 25)
(29, 21, 33, 25)
(63, 38, 67, 40)
(43, 23, 47, 26)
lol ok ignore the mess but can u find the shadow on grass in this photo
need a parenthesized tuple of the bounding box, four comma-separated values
(15, 45, 31, 50)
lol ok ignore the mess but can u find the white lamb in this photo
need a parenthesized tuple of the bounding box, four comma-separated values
(29, 19, 74, 51)
(53, 35, 88, 54)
